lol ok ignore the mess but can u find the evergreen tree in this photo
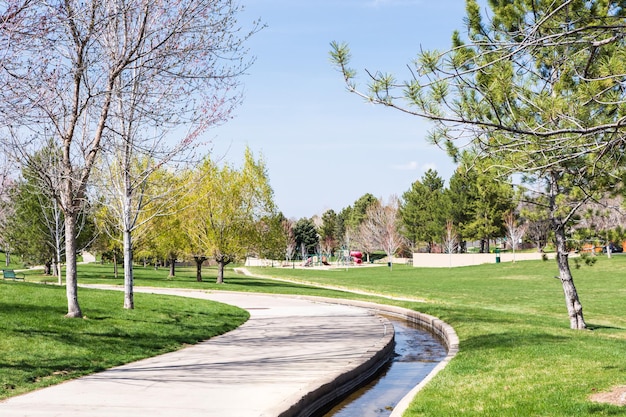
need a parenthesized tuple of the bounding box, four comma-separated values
(399, 169, 449, 252)
(331, 0, 626, 328)
(293, 218, 319, 258)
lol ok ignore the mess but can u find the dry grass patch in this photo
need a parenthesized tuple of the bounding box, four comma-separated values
(590, 386, 626, 406)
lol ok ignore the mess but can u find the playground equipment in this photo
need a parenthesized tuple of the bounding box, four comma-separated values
(350, 251, 363, 264)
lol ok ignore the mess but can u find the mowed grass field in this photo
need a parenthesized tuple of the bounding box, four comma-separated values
(244, 257, 626, 417)
(3, 255, 626, 416)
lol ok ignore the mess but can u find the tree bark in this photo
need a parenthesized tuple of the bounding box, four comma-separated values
(113, 252, 118, 279)
(64, 212, 82, 318)
(168, 254, 176, 278)
(216, 259, 226, 284)
(123, 228, 134, 309)
(554, 224, 586, 329)
(194, 256, 206, 282)
(549, 172, 586, 330)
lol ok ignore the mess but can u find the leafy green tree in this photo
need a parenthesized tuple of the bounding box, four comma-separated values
(254, 213, 288, 261)
(319, 210, 339, 255)
(4, 180, 56, 274)
(5, 179, 95, 280)
(336, 207, 351, 246)
(4, 148, 95, 281)
(399, 169, 449, 252)
(185, 148, 277, 283)
(346, 193, 377, 230)
(330, 0, 626, 329)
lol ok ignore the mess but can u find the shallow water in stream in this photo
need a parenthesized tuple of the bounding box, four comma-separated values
(320, 318, 447, 417)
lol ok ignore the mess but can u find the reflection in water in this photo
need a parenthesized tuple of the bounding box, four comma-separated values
(321, 318, 447, 417)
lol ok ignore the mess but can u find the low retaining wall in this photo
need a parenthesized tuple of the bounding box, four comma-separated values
(277, 312, 395, 417)
(289, 297, 459, 417)
(412, 252, 554, 267)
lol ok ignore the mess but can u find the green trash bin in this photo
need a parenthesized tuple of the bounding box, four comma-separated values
(495, 248, 501, 263)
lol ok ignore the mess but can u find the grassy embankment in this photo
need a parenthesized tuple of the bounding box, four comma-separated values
(4, 254, 626, 416)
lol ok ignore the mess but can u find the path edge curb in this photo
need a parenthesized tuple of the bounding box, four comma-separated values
(287, 296, 459, 417)
(272, 312, 395, 417)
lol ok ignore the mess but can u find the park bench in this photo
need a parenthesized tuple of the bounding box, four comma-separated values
(2, 269, 25, 281)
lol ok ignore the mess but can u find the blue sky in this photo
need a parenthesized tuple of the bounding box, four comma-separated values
(211, 0, 471, 219)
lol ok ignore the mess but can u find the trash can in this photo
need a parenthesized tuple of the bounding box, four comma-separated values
(495, 248, 501, 263)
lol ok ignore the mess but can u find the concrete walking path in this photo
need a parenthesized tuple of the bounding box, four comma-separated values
(0, 288, 394, 417)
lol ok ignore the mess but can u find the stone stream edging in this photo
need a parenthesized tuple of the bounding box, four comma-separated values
(291, 297, 459, 417)
(234, 269, 460, 417)
(273, 311, 395, 417)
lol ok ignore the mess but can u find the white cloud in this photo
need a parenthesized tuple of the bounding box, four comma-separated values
(421, 162, 438, 172)
(392, 161, 419, 171)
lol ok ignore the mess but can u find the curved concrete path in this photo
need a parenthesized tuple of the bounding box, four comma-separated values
(0, 288, 393, 417)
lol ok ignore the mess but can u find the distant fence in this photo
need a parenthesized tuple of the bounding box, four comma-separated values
(412, 252, 555, 268)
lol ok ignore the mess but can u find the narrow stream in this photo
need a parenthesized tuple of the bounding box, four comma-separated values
(320, 317, 448, 417)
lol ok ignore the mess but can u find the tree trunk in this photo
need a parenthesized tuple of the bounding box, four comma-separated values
(548, 172, 586, 329)
(169, 255, 176, 278)
(113, 252, 118, 279)
(554, 224, 586, 329)
(123, 228, 134, 309)
(64, 212, 82, 318)
(44, 261, 52, 275)
(55, 262, 62, 284)
(54, 199, 63, 285)
(194, 256, 206, 282)
(216, 260, 225, 284)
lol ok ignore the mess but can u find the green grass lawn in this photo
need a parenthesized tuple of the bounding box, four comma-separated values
(244, 258, 626, 416)
(0, 281, 248, 400)
(0, 251, 25, 271)
(5, 256, 626, 416)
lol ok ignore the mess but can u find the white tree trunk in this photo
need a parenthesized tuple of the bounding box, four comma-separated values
(64, 212, 82, 318)
(123, 228, 134, 309)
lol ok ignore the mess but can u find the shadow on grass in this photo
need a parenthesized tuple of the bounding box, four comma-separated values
(0, 281, 248, 400)
(586, 323, 626, 331)
(462, 331, 568, 352)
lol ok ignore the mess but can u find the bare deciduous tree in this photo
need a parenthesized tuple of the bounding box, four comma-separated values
(0, 0, 259, 317)
(359, 196, 406, 270)
(0, 155, 15, 266)
(442, 220, 459, 268)
(503, 211, 528, 263)
(283, 219, 296, 263)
